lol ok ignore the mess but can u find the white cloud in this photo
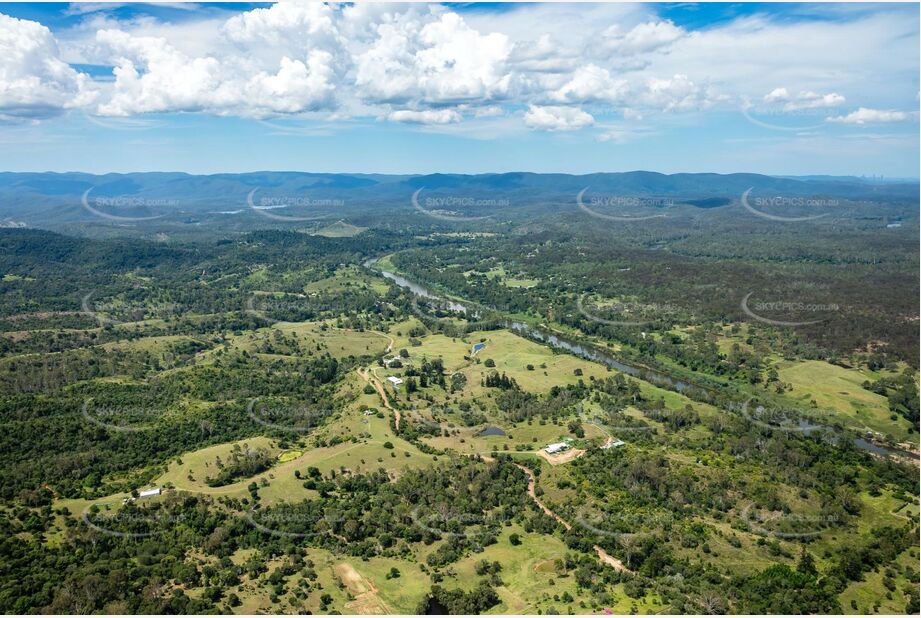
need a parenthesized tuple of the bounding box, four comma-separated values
(602, 20, 685, 56)
(764, 87, 790, 103)
(639, 74, 719, 112)
(783, 90, 845, 111)
(549, 64, 627, 104)
(94, 28, 336, 117)
(509, 33, 576, 73)
(762, 87, 845, 110)
(221, 3, 337, 46)
(1, 2, 917, 138)
(388, 109, 461, 124)
(524, 105, 593, 131)
(355, 11, 511, 106)
(826, 107, 912, 124)
(0, 13, 96, 119)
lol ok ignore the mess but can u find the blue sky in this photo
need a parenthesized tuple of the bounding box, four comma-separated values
(0, 2, 918, 176)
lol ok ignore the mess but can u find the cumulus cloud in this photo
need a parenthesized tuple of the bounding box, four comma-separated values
(94, 28, 336, 117)
(764, 87, 845, 110)
(764, 87, 790, 103)
(1, 2, 917, 138)
(524, 104, 593, 131)
(549, 64, 627, 104)
(826, 107, 912, 124)
(388, 109, 461, 124)
(0, 13, 96, 119)
(355, 12, 511, 106)
(509, 33, 576, 73)
(639, 74, 720, 112)
(602, 20, 686, 56)
(221, 2, 338, 46)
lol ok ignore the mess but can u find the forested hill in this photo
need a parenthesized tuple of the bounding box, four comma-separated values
(0, 169, 916, 241)
(1, 170, 916, 204)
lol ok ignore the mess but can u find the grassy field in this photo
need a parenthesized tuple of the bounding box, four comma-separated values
(839, 544, 919, 614)
(379, 325, 614, 398)
(429, 524, 661, 614)
(56, 402, 432, 513)
(41, 308, 918, 615)
(465, 266, 539, 289)
(274, 321, 391, 359)
(777, 359, 913, 441)
(310, 221, 368, 237)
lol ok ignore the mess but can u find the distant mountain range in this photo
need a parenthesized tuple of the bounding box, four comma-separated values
(0, 171, 916, 232)
(1, 170, 917, 199)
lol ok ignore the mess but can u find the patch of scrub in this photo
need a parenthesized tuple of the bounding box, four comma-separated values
(278, 449, 303, 463)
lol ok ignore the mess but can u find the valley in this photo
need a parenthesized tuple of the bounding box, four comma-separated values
(0, 209, 917, 613)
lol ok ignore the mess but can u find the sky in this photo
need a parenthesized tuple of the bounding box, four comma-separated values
(0, 2, 918, 177)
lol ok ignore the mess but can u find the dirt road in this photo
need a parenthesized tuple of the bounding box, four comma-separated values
(512, 461, 630, 573)
(356, 367, 401, 431)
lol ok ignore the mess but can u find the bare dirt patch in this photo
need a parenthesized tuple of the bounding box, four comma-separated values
(536, 447, 585, 465)
(334, 563, 390, 615)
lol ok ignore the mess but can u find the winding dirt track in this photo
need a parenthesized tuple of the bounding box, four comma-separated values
(356, 367, 400, 431)
(479, 455, 630, 573)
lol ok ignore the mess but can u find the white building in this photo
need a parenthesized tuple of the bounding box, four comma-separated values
(139, 488, 161, 498)
(601, 439, 625, 450)
(545, 442, 570, 454)
(386, 376, 404, 386)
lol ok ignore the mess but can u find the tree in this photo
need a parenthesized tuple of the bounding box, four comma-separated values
(451, 372, 467, 391)
(797, 548, 817, 577)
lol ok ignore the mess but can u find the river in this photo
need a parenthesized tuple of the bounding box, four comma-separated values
(364, 257, 704, 396)
(363, 257, 916, 462)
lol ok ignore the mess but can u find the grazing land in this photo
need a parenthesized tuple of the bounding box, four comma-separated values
(0, 171, 917, 615)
